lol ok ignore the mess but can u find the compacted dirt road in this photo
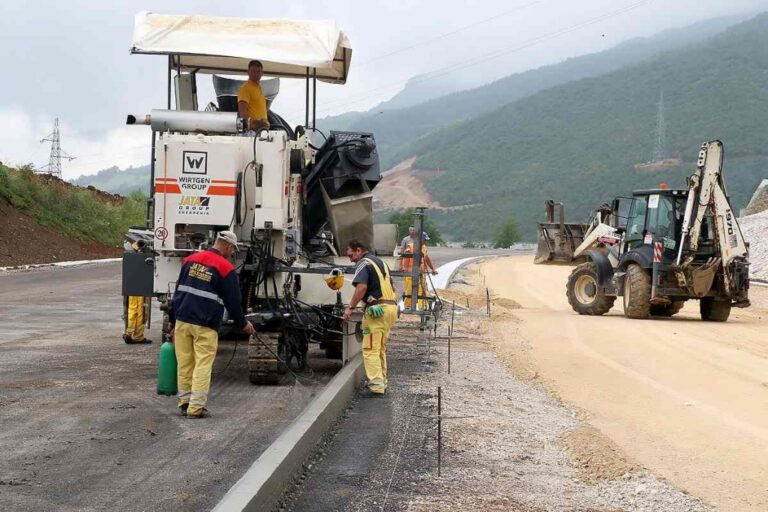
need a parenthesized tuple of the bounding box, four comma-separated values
(481, 255, 768, 512)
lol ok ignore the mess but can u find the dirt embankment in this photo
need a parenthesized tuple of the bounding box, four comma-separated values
(474, 255, 768, 512)
(0, 198, 121, 267)
(0, 171, 125, 267)
(373, 157, 472, 212)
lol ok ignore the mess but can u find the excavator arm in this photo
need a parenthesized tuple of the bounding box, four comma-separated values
(675, 140, 749, 298)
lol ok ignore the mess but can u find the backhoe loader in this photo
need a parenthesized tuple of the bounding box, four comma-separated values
(535, 140, 750, 321)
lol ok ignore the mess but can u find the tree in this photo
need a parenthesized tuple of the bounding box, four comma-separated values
(494, 217, 520, 248)
(387, 209, 444, 245)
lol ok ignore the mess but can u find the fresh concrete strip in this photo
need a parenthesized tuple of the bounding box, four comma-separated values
(212, 354, 365, 512)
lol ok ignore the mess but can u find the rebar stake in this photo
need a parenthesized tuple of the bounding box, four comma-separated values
(437, 386, 442, 477)
(448, 301, 455, 375)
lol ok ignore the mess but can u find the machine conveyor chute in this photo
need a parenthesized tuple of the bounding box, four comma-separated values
(320, 176, 374, 254)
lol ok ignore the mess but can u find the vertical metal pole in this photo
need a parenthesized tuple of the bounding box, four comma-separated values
(486, 288, 491, 317)
(448, 301, 454, 375)
(305, 68, 310, 127)
(145, 297, 152, 330)
(166, 56, 172, 110)
(651, 238, 660, 301)
(147, 130, 156, 228)
(411, 208, 425, 313)
(437, 386, 442, 477)
(312, 68, 317, 129)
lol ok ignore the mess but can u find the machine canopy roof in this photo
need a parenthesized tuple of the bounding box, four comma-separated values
(130, 11, 352, 84)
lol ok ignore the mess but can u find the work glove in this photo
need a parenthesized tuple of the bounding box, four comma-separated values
(367, 305, 384, 318)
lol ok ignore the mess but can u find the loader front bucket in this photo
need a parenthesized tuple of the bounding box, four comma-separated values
(534, 200, 588, 264)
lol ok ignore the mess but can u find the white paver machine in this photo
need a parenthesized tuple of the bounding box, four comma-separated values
(122, 12, 398, 383)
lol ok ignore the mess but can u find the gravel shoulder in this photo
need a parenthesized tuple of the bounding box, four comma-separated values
(283, 259, 710, 511)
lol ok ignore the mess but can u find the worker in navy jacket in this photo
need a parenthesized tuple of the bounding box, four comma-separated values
(169, 231, 254, 418)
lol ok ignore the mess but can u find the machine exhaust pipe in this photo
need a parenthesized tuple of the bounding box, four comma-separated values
(126, 114, 151, 125)
(125, 110, 246, 134)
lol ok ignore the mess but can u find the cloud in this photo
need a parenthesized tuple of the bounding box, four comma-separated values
(0, 106, 150, 180)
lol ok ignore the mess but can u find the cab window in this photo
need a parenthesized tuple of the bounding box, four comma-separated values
(625, 196, 647, 241)
(648, 196, 674, 237)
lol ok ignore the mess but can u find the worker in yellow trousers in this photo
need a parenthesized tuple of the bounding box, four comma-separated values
(169, 231, 254, 418)
(401, 231, 438, 309)
(123, 295, 151, 344)
(123, 240, 152, 344)
(173, 320, 219, 413)
(344, 239, 398, 396)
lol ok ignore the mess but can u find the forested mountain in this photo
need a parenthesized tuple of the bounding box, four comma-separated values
(71, 165, 150, 196)
(324, 15, 745, 167)
(390, 13, 768, 241)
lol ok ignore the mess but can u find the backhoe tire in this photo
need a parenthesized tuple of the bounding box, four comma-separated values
(700, 297, 731, 322)
(623, 264, 651, 319)
(650, 300, 686, 317)
(566, 262, 615, 316)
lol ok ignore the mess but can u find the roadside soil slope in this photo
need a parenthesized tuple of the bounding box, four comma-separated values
(477, 255, 768, 512)
(0, 197, 120, 266)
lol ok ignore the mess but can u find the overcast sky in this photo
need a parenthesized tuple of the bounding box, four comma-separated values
(1, 0, 766, 179)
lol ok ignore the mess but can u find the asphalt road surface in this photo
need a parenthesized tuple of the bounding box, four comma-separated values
(482, 255, 768, 512)
(0, 262, 338, 512)
(0, 248, 507, 511)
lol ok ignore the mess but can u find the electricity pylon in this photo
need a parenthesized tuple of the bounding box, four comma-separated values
(653, 91, 666, 162)
(38, 118, 75, 178)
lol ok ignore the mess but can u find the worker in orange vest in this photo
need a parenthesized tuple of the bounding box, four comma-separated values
(401, 232, 437, 309)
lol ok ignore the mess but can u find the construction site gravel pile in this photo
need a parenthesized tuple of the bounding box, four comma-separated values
(739, 209, 768, 279)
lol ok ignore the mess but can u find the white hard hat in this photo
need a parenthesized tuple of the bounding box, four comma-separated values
(217, 230, 238, 246)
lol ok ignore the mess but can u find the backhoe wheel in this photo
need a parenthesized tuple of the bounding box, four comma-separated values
(623, 264, 651, 319)
(700, 297, 731, 322)
(650, 300, 686, 317)
(566, 262, 615, 315)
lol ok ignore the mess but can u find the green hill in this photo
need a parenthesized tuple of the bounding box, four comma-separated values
(389, 12, 768, 241)
(326, 15, 745, 169)
(0, 164, 145, 246)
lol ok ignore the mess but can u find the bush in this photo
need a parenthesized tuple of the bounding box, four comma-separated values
(494, 218, 521, 248)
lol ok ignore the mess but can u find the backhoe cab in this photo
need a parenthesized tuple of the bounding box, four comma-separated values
(540, 141, 750, 322)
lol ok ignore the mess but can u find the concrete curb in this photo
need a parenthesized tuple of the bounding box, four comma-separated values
(212, 355, 365, 512)
(0, 257, 121, 274)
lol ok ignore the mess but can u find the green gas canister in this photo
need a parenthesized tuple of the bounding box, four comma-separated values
(157, 341, 178, 395)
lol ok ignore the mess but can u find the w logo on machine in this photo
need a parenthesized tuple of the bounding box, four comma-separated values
(182, 151, 208, 174)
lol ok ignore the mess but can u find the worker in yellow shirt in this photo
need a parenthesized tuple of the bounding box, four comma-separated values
(237, 59, 270, 132)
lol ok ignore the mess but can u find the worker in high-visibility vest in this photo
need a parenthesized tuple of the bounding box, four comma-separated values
(344, 239, 398, 397)
(401, 232, 438, 309)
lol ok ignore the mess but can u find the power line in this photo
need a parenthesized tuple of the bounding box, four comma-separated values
(356, 0, 549, 70)
(289, 0, 655, 118)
